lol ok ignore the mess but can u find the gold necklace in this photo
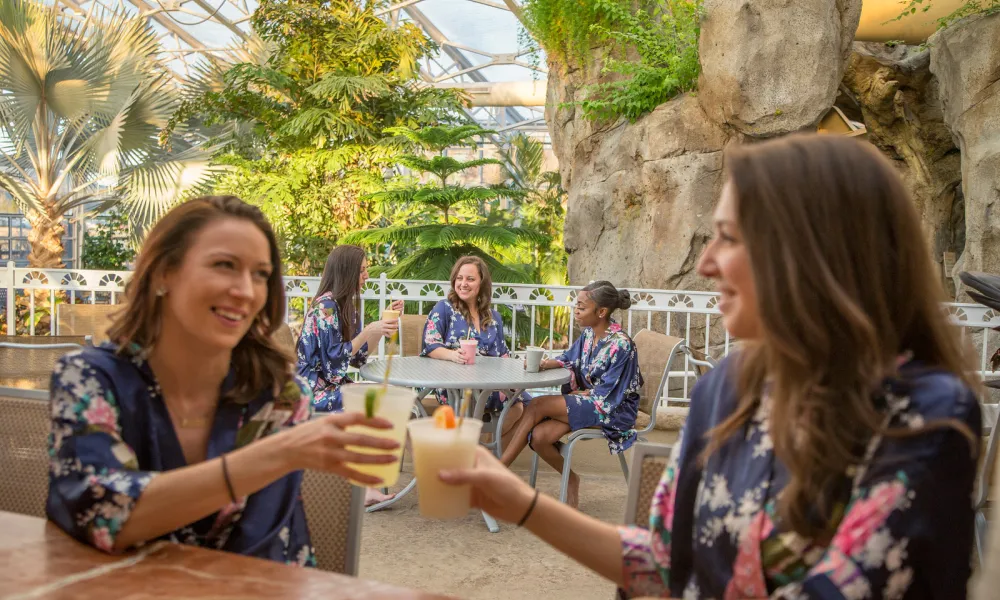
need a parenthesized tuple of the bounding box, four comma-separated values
(178, 415, 214, 428)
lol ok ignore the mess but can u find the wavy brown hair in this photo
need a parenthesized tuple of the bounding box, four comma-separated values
(705, 134, 978, 539)
(447, 256, 494, 328)
(314, 245, 366, 340)
(107, 195, 290, 403)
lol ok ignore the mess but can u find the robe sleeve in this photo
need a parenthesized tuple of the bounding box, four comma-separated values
(421, 300, 451, 355)
(46, 352, 158, 553)
(616, 428, 687, 598)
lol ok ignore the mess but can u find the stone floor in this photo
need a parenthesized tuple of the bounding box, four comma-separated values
(358, 429, 677, 599)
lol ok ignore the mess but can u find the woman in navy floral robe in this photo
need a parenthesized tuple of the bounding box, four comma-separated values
(421, 257, 527, 431)
(437, 135, 982, 599)
(295, 246, 400, 413)
(501, 280, 642, 508)
(47, 197, 398, 562)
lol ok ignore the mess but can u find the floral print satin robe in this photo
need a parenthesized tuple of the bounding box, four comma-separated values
(617, 356, 980, 599)
(296, 292, 368, 412)
(553, 322, 643, 453)
(47, 344, 317, 565)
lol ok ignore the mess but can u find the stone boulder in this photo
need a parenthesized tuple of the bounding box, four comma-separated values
(930, 13, 1000, 289)
(560, 94, 728, 291)
(697, 0, 862, 137)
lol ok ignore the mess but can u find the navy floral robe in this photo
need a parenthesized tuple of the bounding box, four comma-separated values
(552, 322, 643, 453)
(618, 356, 981, 599)
(296, 292, 368, 412)
(47, 344, 316, 566)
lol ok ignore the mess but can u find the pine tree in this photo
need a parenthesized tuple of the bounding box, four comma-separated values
(344, 125, 548, 282)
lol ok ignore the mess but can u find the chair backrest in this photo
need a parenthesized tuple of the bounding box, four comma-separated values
(273, 322, 297, 356)
(56, 303, 120, 342)
(387, 314, 428, 357)
(0, 336, 88, 389)
(300, 468, 364, 575)
(623, 442, 673, 527)
(632, 330, 685, 418)
(0, 388, 50, 518)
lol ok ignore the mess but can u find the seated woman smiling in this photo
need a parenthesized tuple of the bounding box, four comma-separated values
(47, 196, 398, 563)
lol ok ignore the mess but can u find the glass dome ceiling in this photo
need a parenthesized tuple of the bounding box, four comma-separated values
(51, 0, 549, 134)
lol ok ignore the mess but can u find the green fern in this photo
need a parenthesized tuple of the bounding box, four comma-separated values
(523, 0, 702, 123)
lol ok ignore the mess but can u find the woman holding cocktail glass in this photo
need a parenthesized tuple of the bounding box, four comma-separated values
(440, 135, 981, 598)
(46, 197, 399, 563)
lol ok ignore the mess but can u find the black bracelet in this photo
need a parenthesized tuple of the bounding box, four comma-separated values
(221, 454, 237, 503)
(517, 489, 540, 527)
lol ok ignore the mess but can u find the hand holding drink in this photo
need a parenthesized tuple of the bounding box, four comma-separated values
(408, 403, 483, 519)
(340, 384, 415, 487)
(459, 338, 478, 365)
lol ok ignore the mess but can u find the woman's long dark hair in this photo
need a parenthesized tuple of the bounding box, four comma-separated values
(314, 245, 366, 340)
(447, 256, 494, 328)
(107, 195, 290, 402)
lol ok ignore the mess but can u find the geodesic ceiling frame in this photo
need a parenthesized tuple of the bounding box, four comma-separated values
(51, 0, 550, 136)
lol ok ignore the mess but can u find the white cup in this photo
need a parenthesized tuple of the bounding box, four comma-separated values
(525, 346, 545, 373)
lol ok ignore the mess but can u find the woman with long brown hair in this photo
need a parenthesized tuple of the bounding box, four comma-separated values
(422, 256, 526, 431)
(296, 245, 401, 413)
(437, 135, 981, 598)
(47, 197, 400, 563)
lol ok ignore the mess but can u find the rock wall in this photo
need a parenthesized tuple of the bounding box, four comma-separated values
(552, 0, 863, 291)
(841, 43, 964, 291)
(929, 12, 1000, 291)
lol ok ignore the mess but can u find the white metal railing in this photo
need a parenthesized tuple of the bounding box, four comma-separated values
(3, 263, 998, 406)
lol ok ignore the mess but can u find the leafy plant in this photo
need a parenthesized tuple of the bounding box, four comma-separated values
(522, 0, 703, 122)
(344, 125, 547, 282)
(892, 0, 999, 28)
(494, 133, 568, 285)
(82, 209, 136, 271)
(169, 0, 465, 274)
(0, 0, 218, 267)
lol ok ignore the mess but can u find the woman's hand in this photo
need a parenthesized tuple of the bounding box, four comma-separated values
(389, 299, 405, 312)
(366, 318, 399, 340)
(275, 412, 400, 485)
(539, 358, 560, 371)
(446, 349, 467, 364)
(439, 447, 536, 523)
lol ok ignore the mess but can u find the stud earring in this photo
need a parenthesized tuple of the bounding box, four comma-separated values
(156, 287, 167, 297)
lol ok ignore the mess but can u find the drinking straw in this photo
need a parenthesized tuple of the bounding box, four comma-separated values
(539, 336, 549, 349)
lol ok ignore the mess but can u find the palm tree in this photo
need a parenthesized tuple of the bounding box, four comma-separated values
(344, 125, 548, 282)
(0, 0, 217, 267)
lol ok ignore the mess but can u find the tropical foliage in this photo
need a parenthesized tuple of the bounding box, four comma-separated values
(522, 0, 702, 122)
(894, 0, 1000, 28)
(169, 0, 466, 274)
(0, 0, 217, 267)
(344, 125, 548, 282)
(81, 209, 136, 270)
(494, 133, 567, 285)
